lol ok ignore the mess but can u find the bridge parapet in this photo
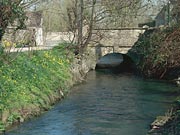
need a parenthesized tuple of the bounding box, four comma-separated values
(92, 29, 145, 47)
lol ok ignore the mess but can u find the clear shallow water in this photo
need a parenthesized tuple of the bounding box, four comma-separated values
(6, 71, 178, 135)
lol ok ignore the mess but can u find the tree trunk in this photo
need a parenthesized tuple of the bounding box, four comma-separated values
(77, 0, 84, 54)
(83, 0, 96, 47)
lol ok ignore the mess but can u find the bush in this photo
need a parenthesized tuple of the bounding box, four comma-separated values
(128, 25, 180, 79)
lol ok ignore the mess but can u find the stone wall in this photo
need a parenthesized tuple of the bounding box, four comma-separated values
(71, 49, 97, 84)
(45, 32, 74, 46)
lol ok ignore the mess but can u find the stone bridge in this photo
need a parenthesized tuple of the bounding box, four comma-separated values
(88, 28, 146, 60)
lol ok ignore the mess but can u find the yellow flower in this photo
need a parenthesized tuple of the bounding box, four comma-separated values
(2, 40, 16, 48)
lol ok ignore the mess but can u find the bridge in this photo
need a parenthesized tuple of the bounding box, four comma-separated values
(88, 28, 147, 61)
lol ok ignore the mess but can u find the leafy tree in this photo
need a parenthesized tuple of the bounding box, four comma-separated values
(0, 0, 39, 41)
(0, 0, 26, 41)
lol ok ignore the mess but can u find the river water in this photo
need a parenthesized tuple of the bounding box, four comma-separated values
(7, 71, 179, 135)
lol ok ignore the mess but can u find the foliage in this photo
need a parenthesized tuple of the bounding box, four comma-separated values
(0, 43, 73, 127)
(41, 1, 69, 32)
(128, 25, 180, 79)
(0, 121, 5, 132)
(0, 0, 27, 41)
(7, 113, 22, 125)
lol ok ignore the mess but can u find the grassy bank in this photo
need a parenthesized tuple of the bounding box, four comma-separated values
(0, 44, 73, 131)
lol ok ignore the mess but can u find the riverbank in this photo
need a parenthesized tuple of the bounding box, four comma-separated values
(0, 43, 96, 133)
(127, 25, 180, 134)
(147, 103, 180, 135)
(128, 25, 180, 80)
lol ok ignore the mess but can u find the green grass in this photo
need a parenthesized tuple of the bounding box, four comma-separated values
(0, 43, 73, 129)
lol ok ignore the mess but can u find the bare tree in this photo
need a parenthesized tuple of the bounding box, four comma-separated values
(64, 0, 149, 54)
(77, 0, 84, 51)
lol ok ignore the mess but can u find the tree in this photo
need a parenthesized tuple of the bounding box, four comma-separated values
(98, 0, 144, 27)
(65, 0, 151, 54)
(31, 0, 161, 54)
(0, 0, 39, 41)
(170, 0, 180, 23)
(60, 0, 96, 54)
(76, 0, 96, 54)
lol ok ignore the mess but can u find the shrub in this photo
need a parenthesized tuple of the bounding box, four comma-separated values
(128, 25, 180, 79)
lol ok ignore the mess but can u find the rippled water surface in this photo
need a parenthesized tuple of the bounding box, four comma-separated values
(7, 71, 178, 135)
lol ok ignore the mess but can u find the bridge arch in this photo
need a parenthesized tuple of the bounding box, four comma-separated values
(94, 43, 129, 61)
(87, 28, 148, 70)
(90, 28, 146, 61)
(95, 52, 134, 72)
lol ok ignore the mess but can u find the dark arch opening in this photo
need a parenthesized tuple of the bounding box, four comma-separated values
(95, 53, 134, 73)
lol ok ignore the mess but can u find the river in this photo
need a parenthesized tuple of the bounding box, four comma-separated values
(6, 71, 179, 135)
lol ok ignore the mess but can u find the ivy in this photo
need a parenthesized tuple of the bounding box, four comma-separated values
(0, 0, 27, 40)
